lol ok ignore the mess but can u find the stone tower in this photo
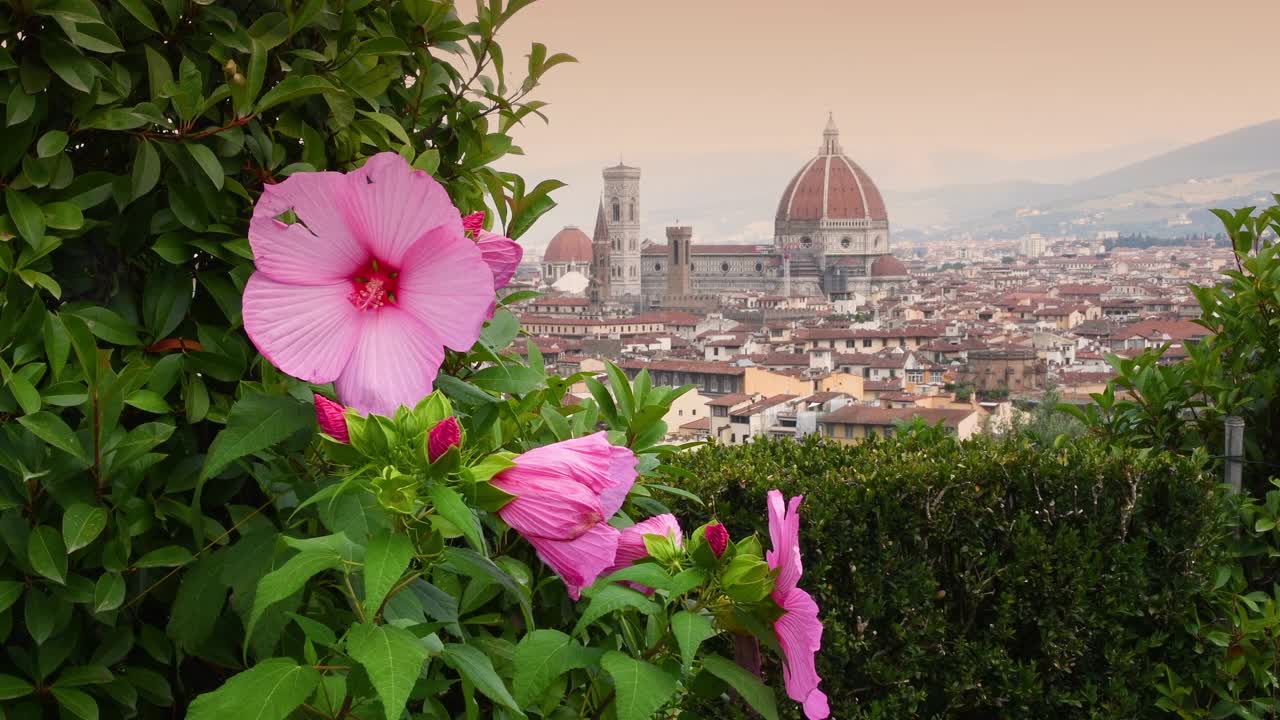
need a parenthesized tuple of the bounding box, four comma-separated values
(665, 225, 693, 297)
(588, 200, 611, 304)
(602, 163, 641, 298)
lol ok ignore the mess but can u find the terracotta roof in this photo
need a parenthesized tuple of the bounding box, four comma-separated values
(821, 405, 976, 428)
(730, 394, 798, 418)
(619, 360, 746, 376)
(870, 254, 908, 277)
(1114, 319, 1210, 341)
(680, 417, 711, 431)
(776, 150, 887, 223)
(706, 393, 753, 407)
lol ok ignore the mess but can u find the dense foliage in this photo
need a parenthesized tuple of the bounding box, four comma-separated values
(1, 2, 826, 719)
(667, 434, 1225, 719)
(1067, 200, 1280, 718)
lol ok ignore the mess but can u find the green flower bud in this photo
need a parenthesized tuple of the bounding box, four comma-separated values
(722, 553, 774, 604)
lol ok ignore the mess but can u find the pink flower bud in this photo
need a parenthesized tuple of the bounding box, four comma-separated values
(428, 416, 462, 462)
(705, 522, 729, 558)
(314, 394, 350, 443)
(462, 211, 485, 235)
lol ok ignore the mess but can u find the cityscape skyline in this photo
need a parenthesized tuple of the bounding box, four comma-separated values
(494, 0, 1280, 252)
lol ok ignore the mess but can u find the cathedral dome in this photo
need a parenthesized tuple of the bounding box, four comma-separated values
(776, 115, 888, 223)
(542, 226, 592, 264)
(870, 254, 908, 277)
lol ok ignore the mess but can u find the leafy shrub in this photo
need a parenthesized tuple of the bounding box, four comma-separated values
(667, 434, 1225, 719)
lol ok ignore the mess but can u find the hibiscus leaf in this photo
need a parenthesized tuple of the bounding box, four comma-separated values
(428, 484, 484, 553)
(346, 623, 429, 720)
(362, 531, 415, 621)
(512, 629, 599, 706)
(440, 643, 524, 716)
(186, 659, 319, 719)
(700, 654, 779, 720)
(572, 585, 659, 637)
(600, 651, 678, 720)
(201, 393, 312, 480)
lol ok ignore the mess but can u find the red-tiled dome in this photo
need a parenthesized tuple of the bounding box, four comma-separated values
(542, 227, 592, 263)
(776, 116, 887, 223)
(870, 254, 908, 277)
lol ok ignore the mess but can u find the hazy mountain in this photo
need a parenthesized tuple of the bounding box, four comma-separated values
(896, 119, 1280, 234)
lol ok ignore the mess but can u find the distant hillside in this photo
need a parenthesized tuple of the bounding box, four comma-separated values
(896, 119, 1280, 235)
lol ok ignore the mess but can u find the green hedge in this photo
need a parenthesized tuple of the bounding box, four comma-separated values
(668, 434, 1226, 720)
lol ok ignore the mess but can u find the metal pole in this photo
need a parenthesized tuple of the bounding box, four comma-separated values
(1224, 415, 1244, 494)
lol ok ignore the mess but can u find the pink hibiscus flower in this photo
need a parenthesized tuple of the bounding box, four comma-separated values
(492, 432, 638, 599)
(602, 514, 682, 593)
(766, 490, 829, 720)
(460, 211, 522, 289)
(427, 416, 462, 462)
(243, 153, 495, 417)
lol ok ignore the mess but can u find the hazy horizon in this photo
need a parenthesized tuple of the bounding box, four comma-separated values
(488, 0, 1280, 252)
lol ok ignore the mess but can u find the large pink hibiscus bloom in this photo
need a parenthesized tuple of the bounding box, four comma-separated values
(244, 153, 495, 416)
(766, 490, 829, 720)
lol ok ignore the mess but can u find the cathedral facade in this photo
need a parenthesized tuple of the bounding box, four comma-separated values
(571, 116, 908, 309)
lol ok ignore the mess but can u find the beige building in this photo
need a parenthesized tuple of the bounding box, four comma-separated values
(818, 406, 982, 444)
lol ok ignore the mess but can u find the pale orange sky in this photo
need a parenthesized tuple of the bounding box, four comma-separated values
(491, 0, 1280, 248)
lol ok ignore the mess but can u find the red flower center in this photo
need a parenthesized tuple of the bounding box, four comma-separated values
(348, 260, 399, 311)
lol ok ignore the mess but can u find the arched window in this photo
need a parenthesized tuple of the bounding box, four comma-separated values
(612, 199, 621, 222)
(629, 202, 636, 221)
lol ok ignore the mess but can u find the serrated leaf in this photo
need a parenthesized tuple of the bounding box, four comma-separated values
(186, 659, 319, 720)
(246, 550, 342, 643)
(28, 525, 68, 584)
(167, 553, 227, 651)
(201, 393, 312, 479)
(701, 655, 780, 720)
(600, 651, 678, 720)
(671, 611, 717, 674)
(441, 643, 524, 716)
(362, 532, 414, 620)
(512, 630, 597, 705)
(429, 484, 483, 552)
(62, 503, 108, 553)
(346, 623, 430, 720)
(573, 585, 659, 636)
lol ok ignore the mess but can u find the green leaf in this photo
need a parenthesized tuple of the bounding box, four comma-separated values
(43, 201, 84, 230)
(5, 189, 45, 247)
(17, 411, 88, 464)
(62, 503, 108, 553)
(255, 76, 342, 113)
(41, 39, 96, 91)
(469, 364, 545, 395)
(600, 651, 679, 720)
(53, 665, 113, 688)
(362, 532, 415, 620)
(6, 86, 34, 126)
(9, 373, 40, 415)
(73, 306, 140, 345)
(246, 550, 342, 643)
(133, 545, 193, 568)
(93, 573, 125, 612)
(117, 0, 161, 32)
(142, 269, 192, 339)
(701, 655, 780, 720)
(185, 143, 224, 189)
(357, 110, 411, 145)
(0, 580, 22, 613)
(441, 547, 533, 628)
(51, 687, 98, 720)
(441, 643, 525, 717)
(346, 623, 430, 720)
(512, 629, 598, 706)
(37, 130, 69, 158)
(168, 553, 227, 651)
(187, 659, 319, 720)
(573, 585, 660, 636)
(429, 484, 484, 553)
(201, 393, 313, 480)
(131, 139, 161, 201)
(28, 525, 68, 585)
(0, 674, 34, 700)
(671, 611, 717, 674)
(126, 389, 169, 413)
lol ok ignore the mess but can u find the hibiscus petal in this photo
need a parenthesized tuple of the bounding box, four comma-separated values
(334, 307, 444, 417)
(802, 690, 830, 720)
(342, 152, 461, 267)
(767, 491, 804, 594)
(514, 433, 637, 517)
(475, 230, 523, 289)
(395, 224, 496, 352)
(527, 523, 620, 600)
(610, 514, 683, 570)
(250, 171, 367, 285)
(243, 274, 362, 384)
(774, 588, 826, 714)
(493, 472, 605, 540)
